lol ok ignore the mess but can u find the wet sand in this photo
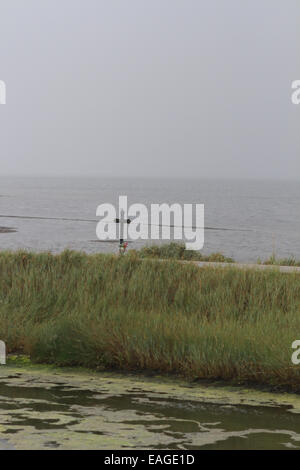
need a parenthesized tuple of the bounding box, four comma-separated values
(0, 227, 17, 233)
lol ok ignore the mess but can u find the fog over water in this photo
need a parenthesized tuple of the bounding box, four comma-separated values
(0, 0, 299, 179)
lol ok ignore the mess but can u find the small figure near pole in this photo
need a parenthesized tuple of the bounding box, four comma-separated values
(119, 240, 129, 255)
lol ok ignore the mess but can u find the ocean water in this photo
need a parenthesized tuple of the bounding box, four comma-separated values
(0, 177, 299, 262)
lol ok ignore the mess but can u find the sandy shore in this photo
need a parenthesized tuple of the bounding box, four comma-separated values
(191, 260, 300, 273)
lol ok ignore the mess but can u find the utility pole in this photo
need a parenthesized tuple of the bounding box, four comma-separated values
(115, 209, 131, 255)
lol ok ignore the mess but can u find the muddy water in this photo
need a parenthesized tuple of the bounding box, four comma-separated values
(0, 367, 300, 450)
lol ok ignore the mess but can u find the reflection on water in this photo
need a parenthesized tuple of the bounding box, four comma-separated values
(0, 372, 300, 450)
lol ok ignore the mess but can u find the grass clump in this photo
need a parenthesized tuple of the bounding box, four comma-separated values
(0, 250, 300, 390)
(262, 254, 300, 267)
(132, 242, 235, 263)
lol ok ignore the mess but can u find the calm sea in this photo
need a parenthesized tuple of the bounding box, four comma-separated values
(0, 177, 299, 262)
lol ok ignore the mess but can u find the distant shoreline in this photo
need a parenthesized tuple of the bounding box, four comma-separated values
(0, 227, 17, 233)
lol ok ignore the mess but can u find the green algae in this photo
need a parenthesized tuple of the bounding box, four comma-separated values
(4, 357, 300, 411)
(1, 360, 300, 450)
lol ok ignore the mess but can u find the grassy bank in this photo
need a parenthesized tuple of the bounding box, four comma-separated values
(132, 242, 300, 267)
(0, 250, 300, 391)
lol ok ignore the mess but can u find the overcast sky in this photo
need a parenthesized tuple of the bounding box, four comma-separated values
(0, 0, 299, 179)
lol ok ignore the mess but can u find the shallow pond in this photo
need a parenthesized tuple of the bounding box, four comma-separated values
(0, 367, 300, 450)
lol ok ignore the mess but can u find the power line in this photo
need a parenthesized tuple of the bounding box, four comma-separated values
(0, 214, 253, 233)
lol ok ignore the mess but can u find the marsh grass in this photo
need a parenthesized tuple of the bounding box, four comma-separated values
(262, 254, 300, 267)
(132, 242, 235, 263)
(0, 250, 300, 390)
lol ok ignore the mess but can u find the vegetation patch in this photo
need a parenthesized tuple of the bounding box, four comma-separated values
(0, 250, 300, 390)
(132, 242, 300, 267)
(262, 254, 300, 267)
(131, 243, 235, 263)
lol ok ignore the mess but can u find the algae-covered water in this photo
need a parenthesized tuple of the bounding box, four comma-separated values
(0, 365, 300, 450)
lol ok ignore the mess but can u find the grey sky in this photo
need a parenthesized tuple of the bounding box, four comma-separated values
(0, 0, 299, 179)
